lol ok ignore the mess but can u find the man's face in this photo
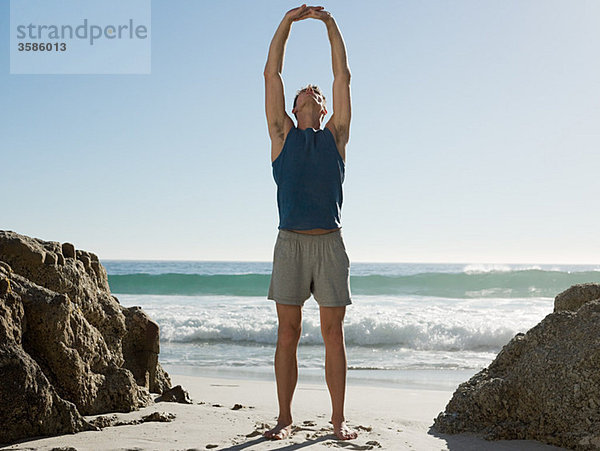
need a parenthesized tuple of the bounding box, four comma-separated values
(295, 87, 326, 116)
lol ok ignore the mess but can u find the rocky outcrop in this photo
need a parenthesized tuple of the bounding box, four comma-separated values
(156, 384, 193, 404)
(433, 283, 600, 450)
(0, 230, 172, 445)
(122, 305, 171, 394)
(89, 411, 176, 429)
(554, 283, 600, 313)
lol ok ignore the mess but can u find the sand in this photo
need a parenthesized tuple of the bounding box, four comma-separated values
(4, 373, 567, 450)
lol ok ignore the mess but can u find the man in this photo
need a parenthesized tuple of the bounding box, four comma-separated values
(263, 4, 356, 441)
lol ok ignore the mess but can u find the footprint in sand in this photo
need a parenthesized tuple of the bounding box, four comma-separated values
(245, 430, 263, 438)
(327, 440, 382, 450)
(245, 422, 272, 438)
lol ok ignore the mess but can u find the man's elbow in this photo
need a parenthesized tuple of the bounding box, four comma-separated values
(335, 69, 351, 83)
(263, 69, 281, 79)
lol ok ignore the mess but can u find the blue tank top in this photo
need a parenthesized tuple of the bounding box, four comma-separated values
(272, 126, 345, 230)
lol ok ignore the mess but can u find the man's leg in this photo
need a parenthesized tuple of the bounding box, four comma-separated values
(264, 303, 302, 440)
(319, 306, 357, 440)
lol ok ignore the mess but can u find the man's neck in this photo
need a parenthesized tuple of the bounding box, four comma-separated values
(296, 114, 321, 130)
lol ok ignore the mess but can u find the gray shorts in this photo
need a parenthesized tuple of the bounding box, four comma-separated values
(268, 229, 352, 307)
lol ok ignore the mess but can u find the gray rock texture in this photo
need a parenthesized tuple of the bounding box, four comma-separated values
(554, 283, 600, 313)
(433, 283, 600, 450)
(156, 384, 193, 404)
(0, 230, 172, 445)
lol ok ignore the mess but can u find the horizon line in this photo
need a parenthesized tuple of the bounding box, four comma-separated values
(98, 258, 600, 266)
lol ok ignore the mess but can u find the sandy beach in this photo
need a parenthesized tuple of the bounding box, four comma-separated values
(3, 372, 567, 450)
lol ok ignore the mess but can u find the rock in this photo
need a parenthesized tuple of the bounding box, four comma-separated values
(62, 242, 75, 259)
(0, 234, 46, 274)
(156, 384, 193, 404)
(141, 411, 176, 422)
(0, 277, 10, 295)
(0, 261, 12, 275)
(554, 283, 600, 312)
(122, 305, 171, 394)
(0, 230, 172, 445)
(433, 288, 600, 450)
(76, 250, 91, 270)
(89, 414, 119, 428)
(43, 252, 57, 265)
(0, 343, 99, 442)
(89, 414, 143, 428)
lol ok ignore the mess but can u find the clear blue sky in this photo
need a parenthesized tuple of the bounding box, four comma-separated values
(2, 0, 599, 263)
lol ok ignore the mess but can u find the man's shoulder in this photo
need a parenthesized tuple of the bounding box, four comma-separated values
(271, 121, 296, 163)
(324, 123, 347, 161)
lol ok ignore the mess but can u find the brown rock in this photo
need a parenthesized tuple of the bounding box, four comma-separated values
(156, 385, 193, 404)
(0, 233, 46, 275)
(62, 242, 75, 259)
(89, 414, 119, 428)
(43, 252, 57, 265)
(141, 411, 176, 422)
(89, 414, 143, 428)
(0, 277, 10, 296)
(76, 250, 91, 270)
(0, 343, 98, 443)
(0, 230, 172, 445)
(0, 261, 12, 274)
(433, 291, 600, 450)
(554, 283, 600, 313)
(122, 305, 170, 394)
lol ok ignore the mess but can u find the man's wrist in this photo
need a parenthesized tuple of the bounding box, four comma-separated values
(322, 15, 335, 26)
(281, 15, 294, 26)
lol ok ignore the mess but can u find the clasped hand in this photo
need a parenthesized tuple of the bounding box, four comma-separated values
(285, 4, 332, 23)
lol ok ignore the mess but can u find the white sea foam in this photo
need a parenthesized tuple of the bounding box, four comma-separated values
(462, 264, 543, 274)
(117, 293, 553, 373)
(104, 261, 599, 382)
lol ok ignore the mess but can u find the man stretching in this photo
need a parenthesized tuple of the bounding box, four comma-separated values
(263, 4, 356, 441)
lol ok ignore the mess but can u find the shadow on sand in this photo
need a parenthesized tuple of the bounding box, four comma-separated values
(218, 432, 377, 450)
(427, 426, 569, 450)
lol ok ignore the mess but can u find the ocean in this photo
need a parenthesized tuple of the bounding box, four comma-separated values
(103, 261, 600, 390)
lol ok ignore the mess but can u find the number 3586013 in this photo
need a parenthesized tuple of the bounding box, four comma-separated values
(18, 42, 67, 51)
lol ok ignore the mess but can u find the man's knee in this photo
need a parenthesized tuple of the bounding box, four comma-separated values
(321, 324, 344, 347)
(277, 322, 302, 347)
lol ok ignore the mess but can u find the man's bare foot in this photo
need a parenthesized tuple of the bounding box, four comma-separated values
(332, 420, 358, 440)
(263, 421, 294, 440)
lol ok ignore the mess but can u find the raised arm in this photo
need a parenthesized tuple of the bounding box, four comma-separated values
(264, 5, 322, 162)
(306, 10, 351, 158)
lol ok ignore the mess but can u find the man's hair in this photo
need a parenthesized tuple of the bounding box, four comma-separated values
(293, 84, 326, 110)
